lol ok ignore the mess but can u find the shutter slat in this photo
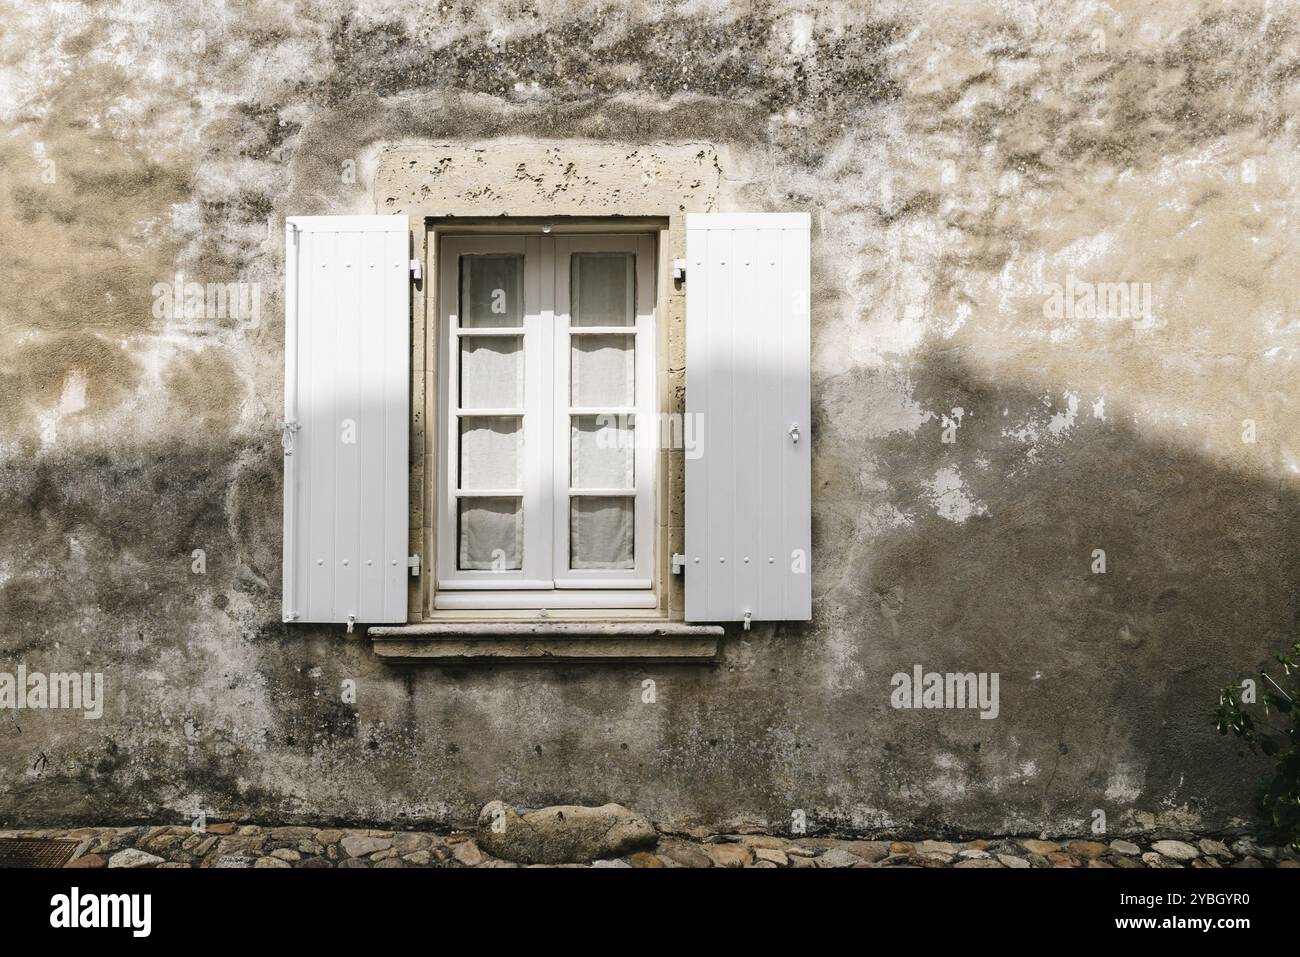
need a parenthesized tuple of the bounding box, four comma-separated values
(304, 229, 336, 621)
(782, 225, 812, 619)
(334, 230, 363, 620)
(705, 228, 733, 619)
(357, 231, 386, 622)
(283, 216, 410, 624)
(683, 228, 709, 617)
(755, 226, 785, 621)
(730, 227, 759, 615)
(381, 228, 409, 619)
(684, 213, 811, 623)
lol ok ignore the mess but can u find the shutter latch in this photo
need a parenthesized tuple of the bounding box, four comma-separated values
(742, 611, 752, 631)
(277, 419, 300, 455)
(407, 554, 421, 577)
(788, 422, 800, 445)
(671, 553, 687, 575)
(672, 258, 687, 280)
(409, 258, 422, 281)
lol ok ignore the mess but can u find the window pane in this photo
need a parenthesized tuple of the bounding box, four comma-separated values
(571, 334, 634, 408)
(570, 496, 634, 569)
(459, 336, 522, 409)
(458, 416, 521, 490)
(571, 414, 634, 490)
(460, 255, 523, 327)
(458, 497, 522, 570)
(572, 253, 634, 326)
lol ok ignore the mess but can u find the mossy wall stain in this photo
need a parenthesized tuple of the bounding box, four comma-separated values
(1, 1, 1297, 833)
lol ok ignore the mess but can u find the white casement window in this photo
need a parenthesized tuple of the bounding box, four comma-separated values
(434, 234, 657, 610)
(281, 212, 812, 629)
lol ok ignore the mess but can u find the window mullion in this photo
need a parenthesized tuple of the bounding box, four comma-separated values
(540, 234, 557, 586)
(521, 234, 548, 585)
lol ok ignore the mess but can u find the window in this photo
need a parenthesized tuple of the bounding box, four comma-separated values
(279, 212, 810, 631)
(434, 234, 657, 610)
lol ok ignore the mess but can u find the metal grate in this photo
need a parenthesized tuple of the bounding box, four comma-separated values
(0, 838, 81, 868)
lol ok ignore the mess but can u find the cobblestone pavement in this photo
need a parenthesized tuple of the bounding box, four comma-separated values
(4, 825, 1297, 869)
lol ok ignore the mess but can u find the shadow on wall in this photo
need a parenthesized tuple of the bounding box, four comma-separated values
(0, 442, 289, 823)
(0, 349, 1292, 834)
(829, 347, 1297, 828)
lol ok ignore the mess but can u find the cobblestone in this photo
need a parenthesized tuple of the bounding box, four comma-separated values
(2, 824, 1294, 869)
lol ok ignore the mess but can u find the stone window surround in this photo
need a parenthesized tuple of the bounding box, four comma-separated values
(366, 141, 729, 661)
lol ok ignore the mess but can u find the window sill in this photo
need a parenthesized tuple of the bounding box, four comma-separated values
(367, 622, 722, 663)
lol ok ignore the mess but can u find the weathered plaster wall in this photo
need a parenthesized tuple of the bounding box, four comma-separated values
(2, 0, 1298, 834)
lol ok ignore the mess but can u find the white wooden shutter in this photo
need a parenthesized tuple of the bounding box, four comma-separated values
(684, 213, 811, 623)
(282, 216, 411, 625)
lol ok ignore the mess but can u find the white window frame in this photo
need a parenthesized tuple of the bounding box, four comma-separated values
(435, 233, 657, 611)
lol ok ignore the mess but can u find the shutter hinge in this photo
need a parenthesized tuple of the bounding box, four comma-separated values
(408, 554, 421, 577)
(743, 611, 752, 631)
(409, 258, 422, 281)
(671, 553, 687, 575)
(277, 419, 300, 455)
(346, 615, 356, 634)
(672, 258, 687, 281)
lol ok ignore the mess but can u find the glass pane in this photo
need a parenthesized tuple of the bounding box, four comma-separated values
(460, 255, 523, 327)
(571, 414, 634, 490)
(570, 496, 634, 570)
(459, 336, 523, 409)
(572, 253, 634, 326)
(458, 416, 521, 490)
(458, 497, 522, 570)
(571, 334, 634, 408)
